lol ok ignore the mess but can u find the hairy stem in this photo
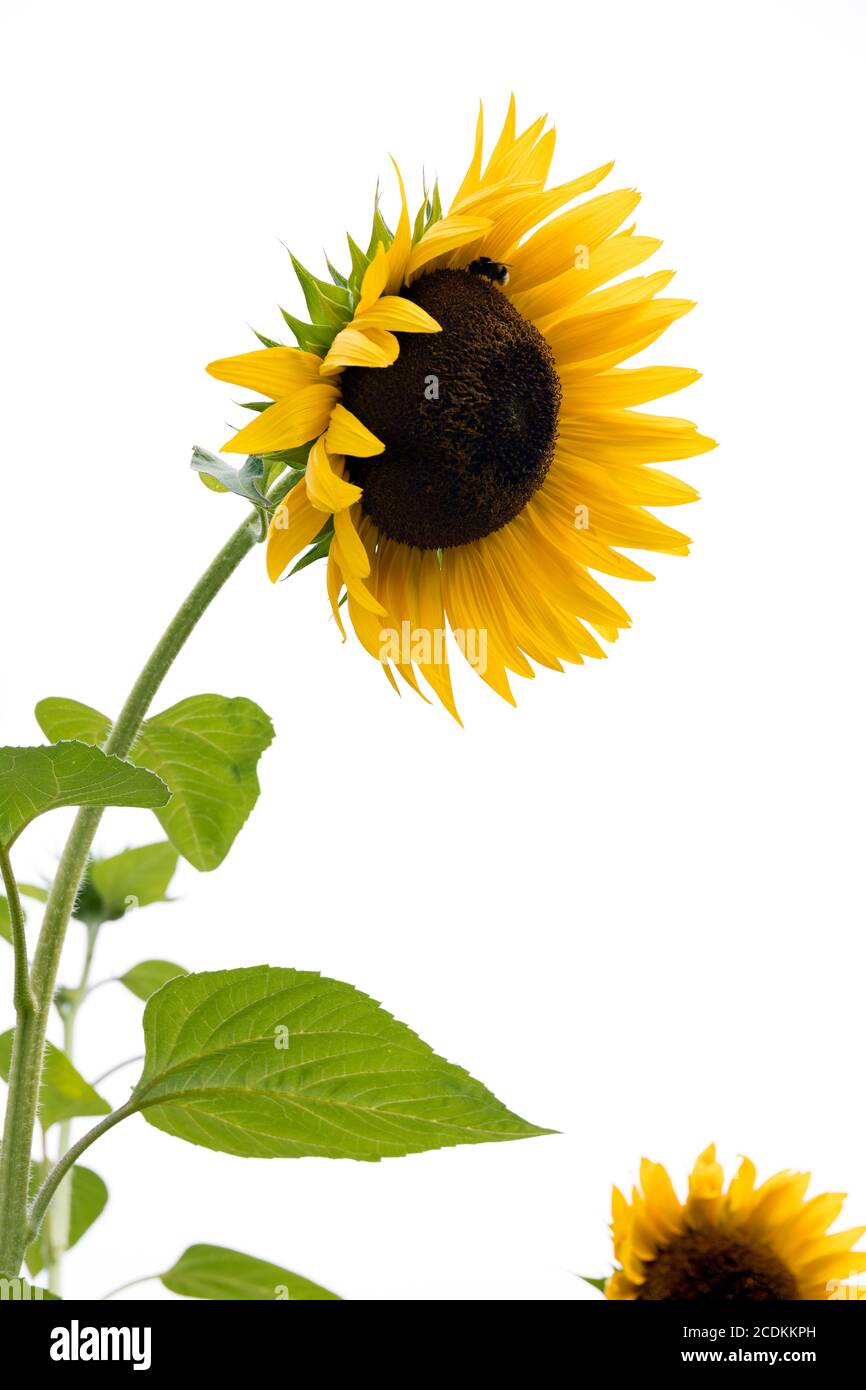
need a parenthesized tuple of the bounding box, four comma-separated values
(0, 846, 35, 1018)
(28, 1102, 139, 1246)
(45, 923, 99, 1295)
(0, 478, 292, 1277)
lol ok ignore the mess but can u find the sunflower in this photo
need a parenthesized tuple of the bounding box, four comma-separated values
(605, 1145, 866, 1301)
(207, 98, 715, 720)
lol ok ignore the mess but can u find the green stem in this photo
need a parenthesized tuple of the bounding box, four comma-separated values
(102, 1273, 161, 1301)
(0, 481, 290, 1278)
(0, 846, 35, 1018)
(92, 1055, 144, 1087)
(27, 1102, 139, 1246)
(45, 922, 99, 1296)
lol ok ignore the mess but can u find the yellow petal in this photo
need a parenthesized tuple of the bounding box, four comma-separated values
(442, 547, 518, 704)
(326, 545, 347, 639)
(510, 234, 661, 323)
(606, 1271, 638, 1301)
(515, 126, 557, 184)
(507, 188, 642, 293)
(480, 93, 517, 186)
(325, 403, 384, 458)
(333, 504, 371, 578)
(334, 533, 386, 614)
(548, 269, 677, 326)
(266, 481, 327, 582)
(221, 384, 338, 454)
(206, 346, 322, 398)
(640, 1160, 684, 1235)
(547, 298, 695, 368)
(358, 241, 389, 314)
(451, 101, 485, 207)
(355, 295, 441, 334)
(481, 169, 624, 262)
(568, 366, 702, 411)
(406, 215, 494, 281)
(687, 1144, 724, 1212)
(376, 539, 431, 698)
(557, 409, 717, 465)
(384, 158, 411, 294)
(304, 436, 362, 513)
(320, 325, 399, 375)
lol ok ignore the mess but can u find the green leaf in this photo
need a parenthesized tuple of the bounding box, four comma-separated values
(36, 696, 274, 873)
(0, 882, 41, 945)
(579, 1274, 609, 1295)
(0, 896, 14, 944)
(0, 1032, 110, 1131)
(0, 1277, 60, 1301)
(130, 966, 552, 1160)
(135, 696, 274, 871)
(190, 448, 269, 507)
(26, 1166, 109, 1276)
(33, 700, 110, 744)
(120, 959, 188, 1001)
(0, 743, 169, 849)
(89, 843, 180, 920)
(20, 882, 49, 903)
(160, 1244, 340, 1301)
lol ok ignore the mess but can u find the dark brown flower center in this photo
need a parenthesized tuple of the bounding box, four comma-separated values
(637, 1229, 800, 1301)
(340, 269, 561, 549)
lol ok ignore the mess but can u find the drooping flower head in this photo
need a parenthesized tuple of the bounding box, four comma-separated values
(208, 99, 715, 720)
(606, 1145, 866, 1300)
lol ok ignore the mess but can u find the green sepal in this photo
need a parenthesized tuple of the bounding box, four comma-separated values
(250, 327, 283, 349)
(325, 255, 348, 289)
(190, 448, 269, 508)
(346, 233, 370, 297)
(412, 198, 428, 246)
(412, 176, 443, 245)
(278, 308, 339, 356)
(259, 443, 312, 469)
(366, 187, 394, 259)
(428, 178, 442, 227)
(289, 253, 351, 327)
(579, 1275, 609, 1296)
(289, 529, 333, 577)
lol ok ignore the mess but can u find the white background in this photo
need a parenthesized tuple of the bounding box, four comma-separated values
(1, 0, 864, 1300)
